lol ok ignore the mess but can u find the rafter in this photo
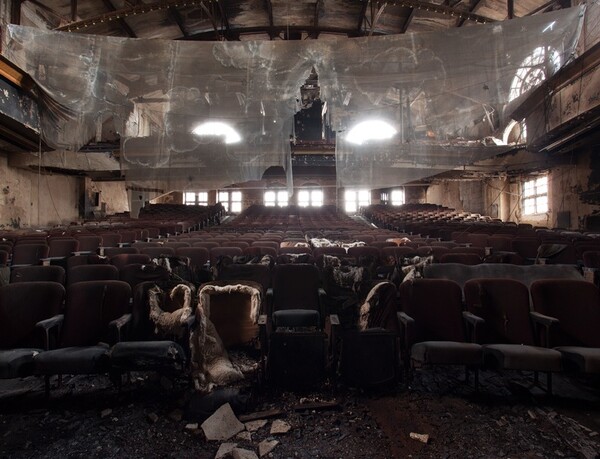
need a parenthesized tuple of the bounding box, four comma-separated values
(102, 0, 136, 37)
(400, 7, 415, 33)
(216, 0, 231, 39)
(312, 0, 324, 38)
(25, 0, 70, 23)
(168, 6, 188, 38)
(71, 0, 77, 21)
(55, 0, 206, 32)
(198, 1, 221, 39)
(525, 0, 560, 16)
(264, 0, 275, 39)
(507, 0, 514, 19)
(369, 2, 387, 36)
(356, 0, 369, 35)
(457, 0, 485, 26)
(10, 0, 22, 25)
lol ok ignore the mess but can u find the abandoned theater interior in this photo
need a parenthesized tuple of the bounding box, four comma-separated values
(0, 1, 600, 458)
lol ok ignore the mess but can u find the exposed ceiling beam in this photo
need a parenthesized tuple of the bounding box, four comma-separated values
(55, 0, 206, 32)
(25, 0, 69, 23)
(102, 0, 137, 37)
(525, 0, 560, 16)
(312, 0, 324, 38)
(457, 0, 485, 27)
(10, 0, 22, 25)
(370, 2, 387, 37)
(507, 0, 514, 19)
(264, 0, 275, 39)
(356, 0, 369, 35)
(168, 6, 188, 38)
(400, 7, 416, 33)
(71, 0, 77, 21)
(198, 1, 221, 39)
(389, 0, 493, 24)
(216, 0, 231, 39)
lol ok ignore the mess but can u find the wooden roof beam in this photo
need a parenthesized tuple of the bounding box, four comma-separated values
(168, 6, 188, 37)
(102, 0, 137, 37)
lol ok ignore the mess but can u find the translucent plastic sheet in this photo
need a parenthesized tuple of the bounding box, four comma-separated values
(2, 6, 583, 191)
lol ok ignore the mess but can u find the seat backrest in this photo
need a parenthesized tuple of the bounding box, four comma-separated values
(209, 247, 244, 266)
(272, 264, 320, 312)
(119, 263, 170, 290)
(216, 263, 271, 292)
(140, 247, 176, 259)
(67, 264, 119, 286)
(175, 247, 210, 269)
(0, 281, 65, 349)
(347, 246, 380, 264)
(110, 253, 152, 270)
(11, 243, 49, 265)
(398, 279, 465, 343)
(10, 265, 66, 284)
(464, 278, 534, 345)
(61, 280, 132, 347)
(48, 238, 79, 258)
(75, 235, 102, 252)
(102, 247, 139, 257)
(192, 241, 220, 250)
(531, 279, 600, 347)
(199, 280, 262, 347)
(99, 233, 122, 248)
(440, 253, 482, 265)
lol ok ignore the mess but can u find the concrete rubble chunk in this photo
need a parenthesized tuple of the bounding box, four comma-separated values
(185, 423, 199, 431)
(201, 403, 245, 441)
(245, 420, 268, 432)
(270, 420, 291, 435)
(236, 431, 252, 441)
(258, 440, 279, 457)
(100, 409, 112, 418)
(215, 442, 237, 459)
(409, 432, 429, 443)
(232, 448, 258, 459)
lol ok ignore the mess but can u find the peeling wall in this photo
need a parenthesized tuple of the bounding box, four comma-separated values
(89, 180, 129, 215)
(0, 153, 79, 228)
(426, 181, 485, 215)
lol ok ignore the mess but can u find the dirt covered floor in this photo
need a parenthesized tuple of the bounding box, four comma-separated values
(1, 367, 599, 459)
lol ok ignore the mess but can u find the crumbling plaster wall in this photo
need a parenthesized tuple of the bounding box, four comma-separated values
(0, 153, 79, 228)
(509, 150, 599, 229)
(426, 180, 485, 215)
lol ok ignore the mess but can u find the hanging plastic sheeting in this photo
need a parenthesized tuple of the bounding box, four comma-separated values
(320, 7, 584, 189)
(1, 6, 584, 192)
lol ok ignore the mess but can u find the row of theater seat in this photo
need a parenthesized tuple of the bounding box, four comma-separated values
(399, 277, 600, 393)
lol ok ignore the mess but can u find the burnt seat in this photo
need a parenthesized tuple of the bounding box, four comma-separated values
(262, 264, 334, 388)
(337, 281, 401, 388)
(530, 279, 600, 375)
(0, 282, 66, 379)
(464, 278, 562, 393)
(34, 280, 132, 394)
(398, 279, 482, 386)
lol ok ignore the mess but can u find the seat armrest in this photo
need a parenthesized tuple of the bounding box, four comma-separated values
(397, 312, 415, 351)
(462, 311, 484, 343)
(530, 311, 559, 347)
(36, 314, 64, 350)
(109, 313, 132, 343)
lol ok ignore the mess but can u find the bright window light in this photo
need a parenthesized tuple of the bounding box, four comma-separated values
(192, 121, 241, 144)
(522, 175, 548, 215)
(346, 120, 397, 145)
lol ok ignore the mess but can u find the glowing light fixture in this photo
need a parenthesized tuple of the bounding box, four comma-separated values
(192, 121, 241, 144)
(346, 120, 397, 145)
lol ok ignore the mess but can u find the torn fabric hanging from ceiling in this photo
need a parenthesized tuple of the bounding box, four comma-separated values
(1, 6, 584, 190)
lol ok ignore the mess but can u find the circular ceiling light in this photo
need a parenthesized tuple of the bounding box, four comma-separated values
(192, 121, 241, 144)
(346, 120, 397, 145)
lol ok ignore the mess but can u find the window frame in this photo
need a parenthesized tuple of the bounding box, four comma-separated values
(522, 175, 548, 216)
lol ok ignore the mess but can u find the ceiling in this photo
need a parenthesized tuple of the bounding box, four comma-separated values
(15, 0, 570, 42)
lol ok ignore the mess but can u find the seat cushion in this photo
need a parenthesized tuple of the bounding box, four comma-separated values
(110, 341, 185, 372)
(555, 346, 600, 374)
(34, 345, 110, 375)
(273, 309, 320, 328)
(411, 341, 483, 366)
(484, 344, 562, 372)
(0, 349, 41, 379)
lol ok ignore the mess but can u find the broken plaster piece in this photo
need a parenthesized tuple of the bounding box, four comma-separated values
(201, 403, 245, 441)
